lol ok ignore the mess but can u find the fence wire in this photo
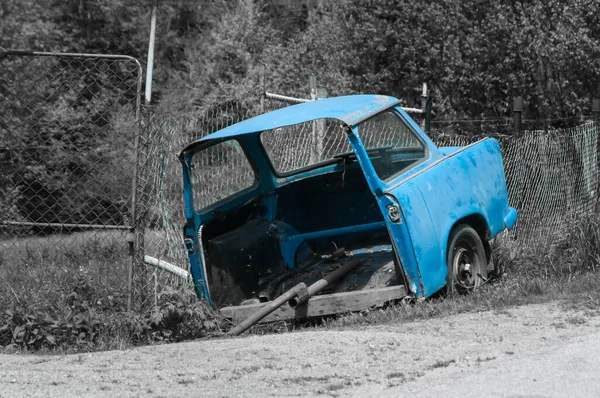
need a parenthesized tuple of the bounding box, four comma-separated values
(434, 123, 598, 244)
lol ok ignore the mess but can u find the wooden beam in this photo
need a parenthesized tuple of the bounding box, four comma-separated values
(220, 285, 407, 324)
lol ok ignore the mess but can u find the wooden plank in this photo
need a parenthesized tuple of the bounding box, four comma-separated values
(220, 285, 407, 324)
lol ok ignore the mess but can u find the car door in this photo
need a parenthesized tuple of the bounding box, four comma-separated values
(350, 108, 510, 298)
(347, 107, 445, 297)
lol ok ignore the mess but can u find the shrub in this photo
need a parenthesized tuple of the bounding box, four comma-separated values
(0, 267, 221, 353)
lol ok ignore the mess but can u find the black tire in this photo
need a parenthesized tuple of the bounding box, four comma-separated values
(446, 224, 488, 294)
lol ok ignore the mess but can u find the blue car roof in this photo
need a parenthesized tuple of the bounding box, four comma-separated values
(181, 94, 400, 153)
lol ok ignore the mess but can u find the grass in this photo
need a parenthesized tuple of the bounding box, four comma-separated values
(0, 231, 219, 353)
(2, 212, 600, 353)
(429, 359, 456, 369)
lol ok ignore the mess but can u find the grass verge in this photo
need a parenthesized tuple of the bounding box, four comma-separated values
(2, 213, 599, 351)
(0, 232, 219, 354)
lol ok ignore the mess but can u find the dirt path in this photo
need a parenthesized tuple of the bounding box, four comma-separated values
(1, 301, 599, 397)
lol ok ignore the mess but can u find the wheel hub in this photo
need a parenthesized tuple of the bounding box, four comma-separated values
(453, 247, 475, 289)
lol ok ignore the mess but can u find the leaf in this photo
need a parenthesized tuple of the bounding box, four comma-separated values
(13, 326, 24, 343)
(43, 313, 58, 327)
(12, 326, 23, 339)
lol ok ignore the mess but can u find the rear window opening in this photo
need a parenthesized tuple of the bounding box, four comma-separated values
(260, 118, 351, 174)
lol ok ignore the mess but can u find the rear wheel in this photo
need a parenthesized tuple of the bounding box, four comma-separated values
(446, 224, 487, 294)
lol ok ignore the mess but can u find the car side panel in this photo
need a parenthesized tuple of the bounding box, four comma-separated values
(386, 138, 511, 296)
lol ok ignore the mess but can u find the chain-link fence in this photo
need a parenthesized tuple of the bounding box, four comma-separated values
(434, 123, 598, 244)
(0, 51, 142, 308)
(138, 99, 598, 292)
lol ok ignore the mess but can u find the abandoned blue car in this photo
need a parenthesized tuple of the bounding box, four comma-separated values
(179, 95, 517, 322)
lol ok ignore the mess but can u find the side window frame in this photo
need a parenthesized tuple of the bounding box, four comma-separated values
(189, 138, 259, 214)
(356, 108, 430, 183)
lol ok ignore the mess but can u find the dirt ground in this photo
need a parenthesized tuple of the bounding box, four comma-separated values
(2, 301, 600, 397)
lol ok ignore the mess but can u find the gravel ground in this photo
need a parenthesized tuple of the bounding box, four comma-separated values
(1, 301, 599, 397)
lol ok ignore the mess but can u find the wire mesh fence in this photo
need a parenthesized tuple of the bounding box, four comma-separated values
(434, 123, 598, 244)
(139, 97, 598, 301)
(0, 51, 142, 308)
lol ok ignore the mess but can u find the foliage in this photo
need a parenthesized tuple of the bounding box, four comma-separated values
(0, 234, 220, 353)
(3, 0, 600, 123)
(3, 0, 600, 227)
(0, 282, 219, 352)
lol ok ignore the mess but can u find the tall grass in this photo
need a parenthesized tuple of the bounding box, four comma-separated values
(499, 213, 600, 278)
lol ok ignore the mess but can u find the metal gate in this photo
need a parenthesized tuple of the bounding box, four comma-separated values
(0, 51, 143, 309)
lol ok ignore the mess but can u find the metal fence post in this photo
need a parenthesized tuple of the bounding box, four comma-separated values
(514, 96, 523, 135)
(420, 83, 427, 131)
(130, 0, 158, 311)
(594, 98, 600, 212)
(132, 104, 153, 310)
(424, 93, 432, 134)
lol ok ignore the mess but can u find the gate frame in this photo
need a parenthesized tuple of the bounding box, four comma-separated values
(0, 50, 144, 311)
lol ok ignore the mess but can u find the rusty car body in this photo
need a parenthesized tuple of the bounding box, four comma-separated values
(179, 95, 517, 322)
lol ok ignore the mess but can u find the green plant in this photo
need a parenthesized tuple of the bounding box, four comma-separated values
(0, 234, 221, 353)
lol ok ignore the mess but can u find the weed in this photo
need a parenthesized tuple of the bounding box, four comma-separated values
(565, 314, 588, 325)
(326, 383, 345, 391)
(429, 358, 456, 369)
(386, 372, 405, 379)
(0, 232, 222, 353)
(283, 376, 332, 385)
(551, 322, 567, 329)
